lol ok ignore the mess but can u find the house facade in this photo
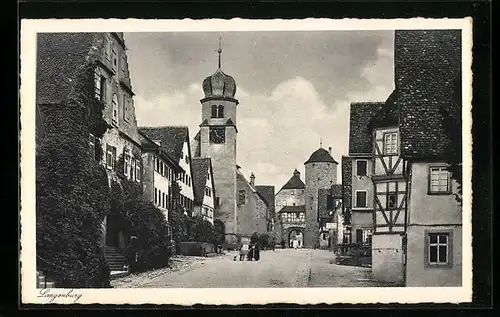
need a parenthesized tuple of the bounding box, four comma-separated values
(191, 157, 216, 224)
(139, 126, 195, 215)
(347, 30, 463, 286)
(140, 131, 184, 224)
(36, 32, 142, 258)
(342, 102, 383, 245)
(395, 30, 463, 287)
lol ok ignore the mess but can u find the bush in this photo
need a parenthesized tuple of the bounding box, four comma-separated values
(36, 62, 112, 288)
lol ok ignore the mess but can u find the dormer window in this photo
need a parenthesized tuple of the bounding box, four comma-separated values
(384, 132, 398, 155)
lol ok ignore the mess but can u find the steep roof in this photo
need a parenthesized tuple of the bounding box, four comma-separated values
(255, 185, 275, 215)
(278, 205, 306, 214)
(281, 169, 305, 190)
(395, 30, 462, 159)
(138, 126, 189, 162)
(370, 90, 399, 130)
(349, 102, 384, 155)
(191, 157, 212, 205)
(236, 168, 269, 207)
(36, 33, 98, 105)
(305, 148, 338, 164)
(139, 130, 183, 172)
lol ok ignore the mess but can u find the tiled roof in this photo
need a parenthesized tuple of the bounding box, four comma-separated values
(370, 90, 399, 129)
(36, 33, 99, 105)
(255, 185, 275, 215)
(278, 205, 306, 213)
(191, 157, 212, 204)
(349, 102, 384, 155)
(281, 169, 305, 190)
(305, 148, 338, 164)
(139, 130, 182, 171)
(138, 126, 190, 162)
(395, 30, 462, 159)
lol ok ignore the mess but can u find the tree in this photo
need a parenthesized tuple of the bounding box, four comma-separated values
(36, 62, 111, 288)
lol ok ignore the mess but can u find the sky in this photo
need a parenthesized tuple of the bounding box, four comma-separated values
(124, 30, 395, 190)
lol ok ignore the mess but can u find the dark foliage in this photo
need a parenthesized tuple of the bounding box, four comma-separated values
(440, 75, 463, 205)
(36, 62, 111, 288)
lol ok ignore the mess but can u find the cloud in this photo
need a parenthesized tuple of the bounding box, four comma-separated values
(127, 31, 395, 190)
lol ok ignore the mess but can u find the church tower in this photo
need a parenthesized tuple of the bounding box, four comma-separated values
(198, 39, 239, 240)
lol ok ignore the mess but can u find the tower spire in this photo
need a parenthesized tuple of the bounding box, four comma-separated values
(217, 36, 222, 69)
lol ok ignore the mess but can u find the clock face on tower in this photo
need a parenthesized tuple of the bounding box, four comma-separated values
(209, 127, 226, 144)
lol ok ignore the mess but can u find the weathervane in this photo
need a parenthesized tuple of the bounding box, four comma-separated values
(216, 36, 222, 69)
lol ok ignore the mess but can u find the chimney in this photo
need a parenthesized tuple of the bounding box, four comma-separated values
(250, 172, 255, 186)
(328, 146, 332, 155)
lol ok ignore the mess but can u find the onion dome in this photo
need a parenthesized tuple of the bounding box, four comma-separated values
(202, 68, 237, 98)
(304, 148, 338, 164)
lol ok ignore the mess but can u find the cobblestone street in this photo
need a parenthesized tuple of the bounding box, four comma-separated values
(112, 249, 390, 288)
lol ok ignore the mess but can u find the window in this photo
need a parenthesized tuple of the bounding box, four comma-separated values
(384, 132, 398, 155)
(356, 160, 367, 176)
(387, 192, 397, 209)
(211, 105, 218, 118)
(426, 232, 452, 266)
(207, 173, 210, 180)
(112, 94, 118, 124)
(104, 38, 110, 60)
(356, 229, 363, 243)
(162, 192, 166, 208)
(135, 159, 141, 182)
(217, 105, 224, 118)
(185, 155, 189, 164)
(112, 46, 118, 71)
(238, 190, 246, 205)
(106, 144, 116, 170)
(355, 191, 367, 208)
(121, 55, 126, 75)
(131, 159, 136, 179)
(94, 68, 107, 102)
(123, 95, 131, 122)
(429, 167, 451, 194)
(299, 213, 305, 221)
(124, 150, 131, 177)
(89, 134, 96, 159)
(155, 157, 160, 173)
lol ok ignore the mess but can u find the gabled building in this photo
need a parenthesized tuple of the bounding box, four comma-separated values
(139, 126, 195, 215)
(36, 32, 142, 269)
(275, 169, 306, 247)
(139, 131, 184, 224)
(235, 168, 269, 238)
(346, 30, 463, 286)
(342, 102, 384, 245)
(254, 185, 275, 233)
(395, 30, 462, 287)
(191, 157, 216, 224)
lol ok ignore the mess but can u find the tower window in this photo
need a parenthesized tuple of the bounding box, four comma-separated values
(217, 105, 224, 118)
(356, 160, 368, 176)
(211, 105, 217, 118)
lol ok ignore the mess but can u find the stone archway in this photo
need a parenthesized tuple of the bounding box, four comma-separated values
(285, 227, 304, 248)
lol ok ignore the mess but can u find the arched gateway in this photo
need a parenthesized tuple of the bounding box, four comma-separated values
(285, 226, 304, 248)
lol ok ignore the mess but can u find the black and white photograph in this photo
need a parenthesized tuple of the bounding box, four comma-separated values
(20, 18, 472, 305)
